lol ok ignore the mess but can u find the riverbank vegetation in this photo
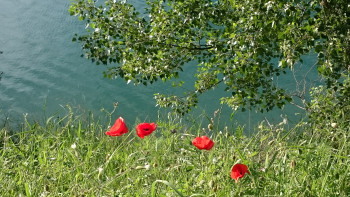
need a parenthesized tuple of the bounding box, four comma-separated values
(1, 0, 349, 196)
(1, 101, 348, 196)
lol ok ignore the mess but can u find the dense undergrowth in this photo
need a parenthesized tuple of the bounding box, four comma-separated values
(0, 103, 349, 197)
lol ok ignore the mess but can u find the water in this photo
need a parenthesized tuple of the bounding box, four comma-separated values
(0, 0, 318, 129)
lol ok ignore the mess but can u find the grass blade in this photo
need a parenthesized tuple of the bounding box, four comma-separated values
(151, 180, 184, 197)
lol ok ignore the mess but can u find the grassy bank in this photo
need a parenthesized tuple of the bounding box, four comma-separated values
(0, 108, 349, 196)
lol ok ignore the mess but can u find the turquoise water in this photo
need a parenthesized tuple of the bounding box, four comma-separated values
(0, 0, 161, 124)
(0, 0, 318, 129)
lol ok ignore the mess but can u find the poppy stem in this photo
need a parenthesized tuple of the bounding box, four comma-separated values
(198, 152, 201, 170)
(171, 134, 175, 151)
(199, 152, 204, 171)
(235, 179, 241, 194)
(146, 137, 149, 149)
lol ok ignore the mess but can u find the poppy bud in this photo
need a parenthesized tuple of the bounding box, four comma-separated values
(290, 160, 296, 169)
(208, 123, 214, 131)
(214, 109, 220, 117)
(170, 129, 177, 134)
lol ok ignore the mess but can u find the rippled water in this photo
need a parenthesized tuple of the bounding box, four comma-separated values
(0, 0, 317, 128)
(0, 0, 162, 123)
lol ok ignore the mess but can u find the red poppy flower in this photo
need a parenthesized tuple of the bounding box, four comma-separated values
(192, 136, 214, 150)
(136, 122, 157, 138)
(231, 163, 250, 183)
(105, 117, 129, 136)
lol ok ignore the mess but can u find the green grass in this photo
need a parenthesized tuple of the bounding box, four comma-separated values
(0, 108, 349, 196)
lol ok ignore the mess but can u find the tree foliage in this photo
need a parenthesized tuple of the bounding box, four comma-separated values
(69, 0, 349, 115)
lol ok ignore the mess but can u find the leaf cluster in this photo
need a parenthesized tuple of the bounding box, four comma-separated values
(69, 0, 349, 114)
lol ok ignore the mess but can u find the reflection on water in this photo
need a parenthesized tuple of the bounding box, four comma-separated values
(0, 0, 318, 130)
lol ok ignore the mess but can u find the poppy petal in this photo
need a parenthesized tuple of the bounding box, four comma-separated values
(136, 122, 157, 138)
(231, 163, 249, 182)
(205, 139, 215, 150)
(105, 117, 129, 136)
(192, 136, 214, 150)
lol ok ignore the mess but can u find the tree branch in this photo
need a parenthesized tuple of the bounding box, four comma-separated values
(170, 44, 214, 50)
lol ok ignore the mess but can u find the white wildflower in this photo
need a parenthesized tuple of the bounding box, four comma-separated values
(71, 143, 77, 149)
(331, 123, 338, 128)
